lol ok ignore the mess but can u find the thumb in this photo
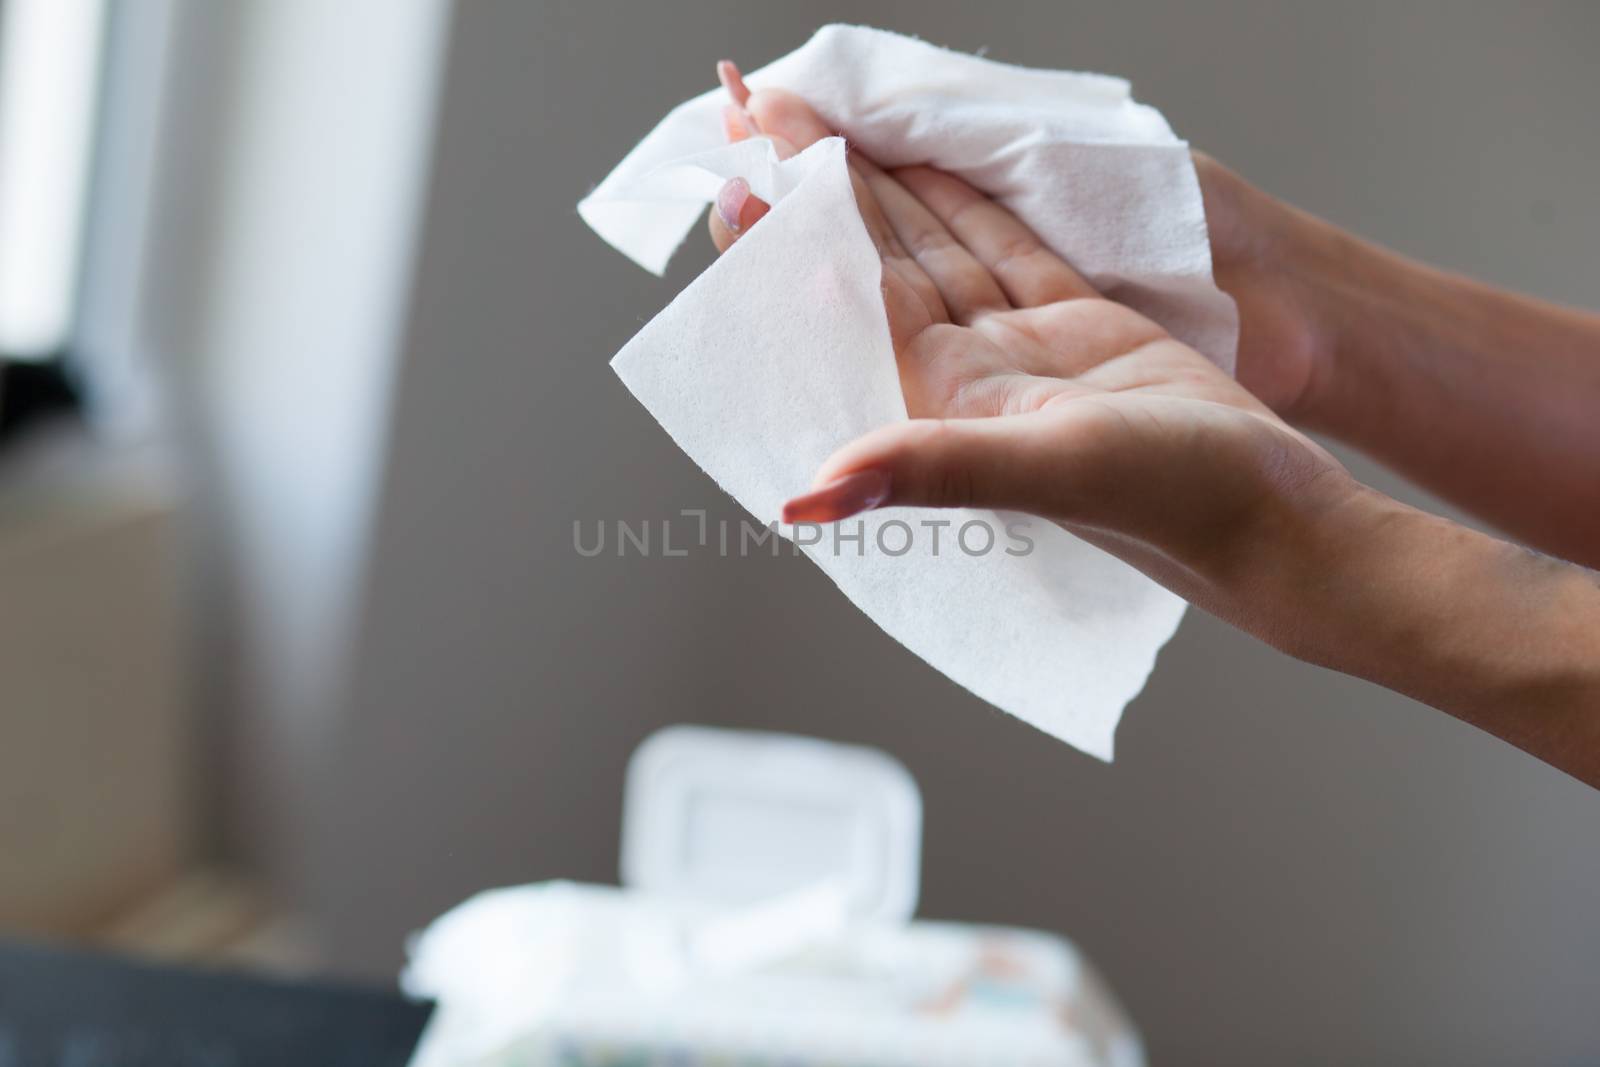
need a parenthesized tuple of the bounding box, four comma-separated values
(782, 414, 1096, 523)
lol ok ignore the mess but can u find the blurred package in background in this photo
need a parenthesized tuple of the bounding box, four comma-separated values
(405, 726, 1142, 1067)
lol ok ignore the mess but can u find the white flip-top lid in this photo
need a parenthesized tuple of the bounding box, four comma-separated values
(621, 725, 921, 923)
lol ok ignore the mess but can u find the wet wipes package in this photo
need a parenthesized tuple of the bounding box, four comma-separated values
(404, 727, 1145, 1067)
(579, 25, 1237, 759)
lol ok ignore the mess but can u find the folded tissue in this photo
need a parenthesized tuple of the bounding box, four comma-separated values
(579, 25, 1237, 760)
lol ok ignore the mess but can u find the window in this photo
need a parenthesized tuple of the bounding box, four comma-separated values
(0, 0, 107, 361)
(0, 0, 107, 438)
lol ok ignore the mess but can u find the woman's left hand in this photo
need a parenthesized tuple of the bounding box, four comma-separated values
(706, 65, 1354, 612)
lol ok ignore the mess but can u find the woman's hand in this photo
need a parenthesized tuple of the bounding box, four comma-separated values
(701, 62, 1600, 787)
(708, 66, 1355, 613)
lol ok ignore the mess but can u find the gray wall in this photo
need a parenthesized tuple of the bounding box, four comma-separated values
(310, 3, 1600, 1063)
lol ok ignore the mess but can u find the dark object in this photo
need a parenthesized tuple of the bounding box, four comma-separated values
(0, 360, 82, 446)
(0, 939, 432, 1067)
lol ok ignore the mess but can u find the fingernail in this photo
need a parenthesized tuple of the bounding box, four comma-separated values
(716, 59, 751, 106)
(782, 469, 892, 524)
(716, 177, 750, 232)
(721, 103, 759, 143)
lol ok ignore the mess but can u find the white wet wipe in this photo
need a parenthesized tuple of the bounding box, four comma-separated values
(579, 25, 1237, 759)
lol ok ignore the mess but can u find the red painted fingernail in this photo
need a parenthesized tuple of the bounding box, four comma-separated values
(717, 59, 752, 106)
(716, 177, 750, 232)
(722, 103, 759, 143)
(782, 469, 892, 524)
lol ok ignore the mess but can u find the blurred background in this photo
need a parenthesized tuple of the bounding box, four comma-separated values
(1, 1, 1597, 1063)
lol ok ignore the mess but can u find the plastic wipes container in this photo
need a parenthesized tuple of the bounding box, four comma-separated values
(403, 726, 1144, 1067)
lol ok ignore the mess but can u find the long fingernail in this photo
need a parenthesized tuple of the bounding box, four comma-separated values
(716, 177, 751, 232)
(722, 103, 759, 143)
(782, 469, 892, 524)
(716, 59, 751, 106)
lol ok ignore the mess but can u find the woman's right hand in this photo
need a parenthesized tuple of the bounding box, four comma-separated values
(704, 68, 1358, 634)
(697, 61, 1600, 789)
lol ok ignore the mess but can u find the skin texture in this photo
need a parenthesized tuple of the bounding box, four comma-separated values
(708, 64, 1600, 788)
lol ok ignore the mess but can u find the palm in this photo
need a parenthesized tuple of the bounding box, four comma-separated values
(713, 85, 1343, 544)
(890, 291, 1338, 528)
(895, 295, 1249, 419)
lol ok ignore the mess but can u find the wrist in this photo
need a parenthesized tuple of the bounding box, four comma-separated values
(1266, 209, 1467, 447)
(1207, 465, 1377, 661)
(1244, 478, 1600, 775)
(1248, 481, 1424, 666)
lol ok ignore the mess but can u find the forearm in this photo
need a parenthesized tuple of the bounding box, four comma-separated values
(1290, 217, 1600, 566)
(1233, 480, 1600, 786)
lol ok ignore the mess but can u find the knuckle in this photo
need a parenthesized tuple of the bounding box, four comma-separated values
(989, 232, 1043, 275)
(904, 225, 956, 259)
